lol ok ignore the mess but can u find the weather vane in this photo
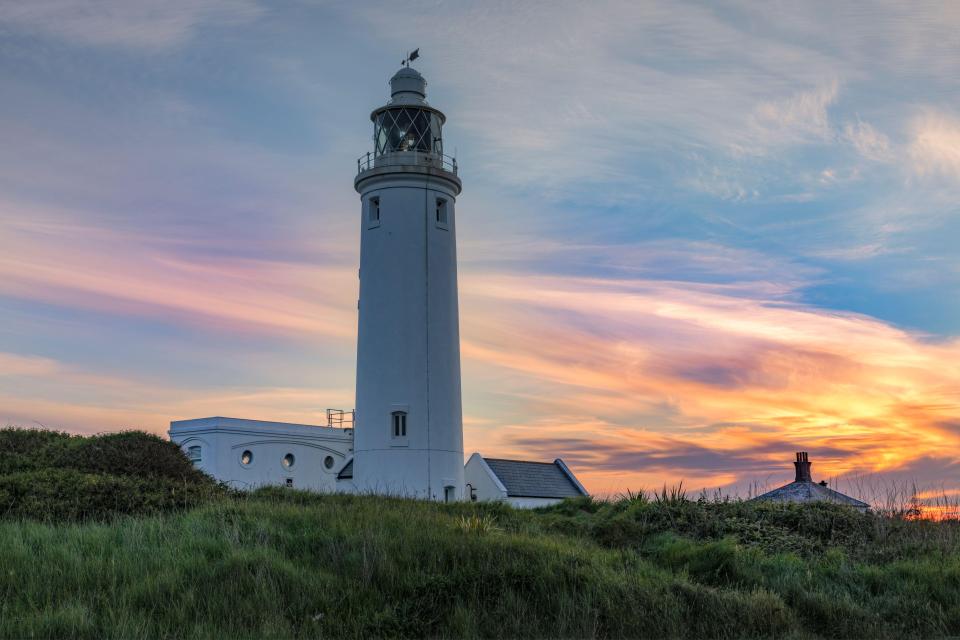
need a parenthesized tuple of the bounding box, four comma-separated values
(402, 48, 419, 67)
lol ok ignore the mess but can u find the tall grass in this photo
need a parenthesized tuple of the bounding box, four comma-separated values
(0, 491, 799, 639)
(0, 490, 958, 638)
(1, 428, 958, 638)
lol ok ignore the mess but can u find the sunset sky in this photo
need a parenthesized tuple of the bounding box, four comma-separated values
(1, 1, 958, 502)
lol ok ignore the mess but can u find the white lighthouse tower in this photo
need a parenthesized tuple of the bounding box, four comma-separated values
(352, 63, 465, 501)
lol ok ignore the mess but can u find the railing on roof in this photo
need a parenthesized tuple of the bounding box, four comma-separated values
(326, 408, 355, 429)
(356, 151, 458, 176)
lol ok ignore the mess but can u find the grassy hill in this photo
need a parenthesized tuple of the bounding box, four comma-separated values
(1, 428, 958, 639)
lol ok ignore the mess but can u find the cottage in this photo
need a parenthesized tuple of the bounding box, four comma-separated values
(753, 452, 869, 511)
(464, 454, 589, 508)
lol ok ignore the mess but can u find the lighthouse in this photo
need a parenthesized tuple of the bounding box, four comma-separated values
(352, 63, 465, 501)
(169, 62, 589, 506)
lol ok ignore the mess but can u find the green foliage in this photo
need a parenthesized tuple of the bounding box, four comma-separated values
(0, 493, 801, 639)
(536, 492, 958, 561)
(0, 427, 223, 521)
(0, 427, 210, 482)
(0, 490, 956, 638)
(455, 513, 500, 535)
(0, 468, 222, 522)
(1, 433, 957, 638)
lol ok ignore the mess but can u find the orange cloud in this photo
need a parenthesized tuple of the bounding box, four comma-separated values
(2, 209, 958, 501)
(459, 271, 960, 495)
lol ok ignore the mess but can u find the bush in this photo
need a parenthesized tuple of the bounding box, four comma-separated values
(0, 428, 72, 474)
(537, 494, 958, 562)
(0, 427, 223, 521)
(52, 431, 211, 483)
(0, 468, 221, 522)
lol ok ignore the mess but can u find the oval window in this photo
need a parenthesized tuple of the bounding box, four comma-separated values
(324, 455, 335, 469)
(282, 453, 295, 469)
(240, 450, 253, 466)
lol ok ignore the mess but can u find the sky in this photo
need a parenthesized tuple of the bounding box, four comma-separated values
(1, 1, 959, 505)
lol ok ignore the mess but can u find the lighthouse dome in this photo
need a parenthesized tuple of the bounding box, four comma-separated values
(390, 67, 427, 104)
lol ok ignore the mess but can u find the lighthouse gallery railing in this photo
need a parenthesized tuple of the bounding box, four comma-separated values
(357, 151, 458, 176)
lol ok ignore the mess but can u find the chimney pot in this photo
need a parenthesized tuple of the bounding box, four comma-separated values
(793, 452, 813, 482)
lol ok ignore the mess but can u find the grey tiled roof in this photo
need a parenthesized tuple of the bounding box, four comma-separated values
(337, 459, 353, 480)
(753, 481, 869, 509)
(484, 458, 587, 499)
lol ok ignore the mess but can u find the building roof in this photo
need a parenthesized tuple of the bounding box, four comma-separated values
(168, 416, 353, 440)
(753, 452, 869, 509)
(754, 480, 869, 509)
(482, 457, 588, 499)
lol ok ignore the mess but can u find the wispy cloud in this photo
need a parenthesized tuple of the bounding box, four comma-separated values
(740, 80, 839, 154)
(909, 109, 960, 180)
(0, 353, 61, 377)
(0, 211, 357, 340)
(0, 0, 263, 49)
(842, 118, 893, 162)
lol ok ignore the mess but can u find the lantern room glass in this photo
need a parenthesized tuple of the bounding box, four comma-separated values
(374, 108, 443, 156)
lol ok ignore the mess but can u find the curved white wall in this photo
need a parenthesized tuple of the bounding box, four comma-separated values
(170, 417, 353, 492)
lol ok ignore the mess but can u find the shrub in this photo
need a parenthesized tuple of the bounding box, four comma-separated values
(52, 430, 210, 483)
(0, 468, 222, 522)
(0, 428, 72, 474)
(0, 427, 222, 521)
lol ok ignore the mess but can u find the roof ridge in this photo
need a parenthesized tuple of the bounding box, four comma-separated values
(483, 457, 557, 466)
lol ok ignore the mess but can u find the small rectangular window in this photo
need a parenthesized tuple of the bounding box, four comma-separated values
(369, 197, 380, 224)
(435, 198, 448, 225)
(187, 445, 201, 465)
(392, 411, 407, 438)
(285, 478, 293, 488)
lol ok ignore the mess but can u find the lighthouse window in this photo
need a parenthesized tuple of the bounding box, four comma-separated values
(392, 411, 407, 437)
(374, 107, 437, 155)
(435, 198, 448, 225)
(368, 197, 380, 223)
(187, 446, 201, 465)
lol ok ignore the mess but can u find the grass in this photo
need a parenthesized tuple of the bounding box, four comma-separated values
(1, 428, 958, 638)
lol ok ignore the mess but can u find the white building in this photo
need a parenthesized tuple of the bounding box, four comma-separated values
(170, 414, 355, 492)
(464, 454, 589, 508)
(169, 62, 587, 506)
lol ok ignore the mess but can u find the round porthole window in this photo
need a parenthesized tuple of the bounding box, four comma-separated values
(282, 453, 295, 469)
(240, 450, 253, 466)
(324, 455, 335, 469)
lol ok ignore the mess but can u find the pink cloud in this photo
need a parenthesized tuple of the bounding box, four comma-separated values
(2, 210, 958, 498)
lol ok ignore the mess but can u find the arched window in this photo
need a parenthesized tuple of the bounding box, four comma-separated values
(391, 411, 407, 438)
(187, 445, 201, 465)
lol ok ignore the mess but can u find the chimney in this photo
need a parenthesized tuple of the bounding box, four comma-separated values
(793, 451, 812, 483)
